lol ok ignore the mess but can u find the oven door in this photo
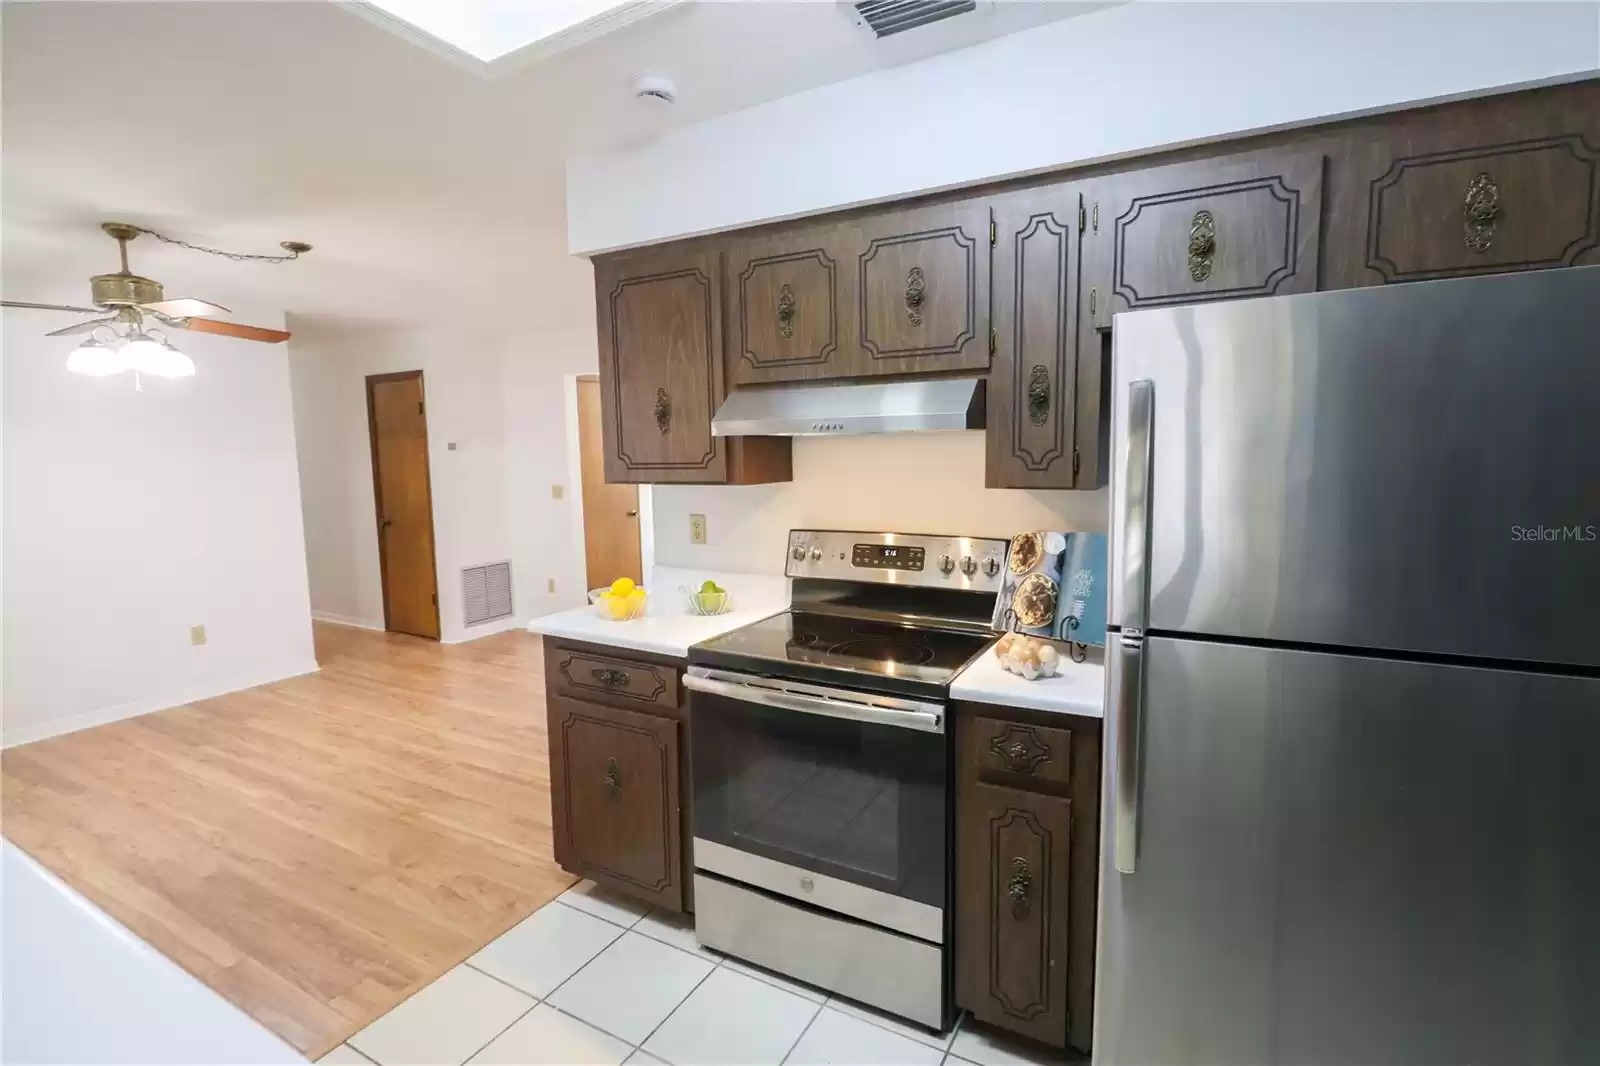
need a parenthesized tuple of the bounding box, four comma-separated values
(684, 665, 947, 943)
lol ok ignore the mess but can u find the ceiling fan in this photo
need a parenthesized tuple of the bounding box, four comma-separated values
(1, 222, 310, 380)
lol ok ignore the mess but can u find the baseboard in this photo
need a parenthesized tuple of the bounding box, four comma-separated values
(311, 612, 386, 631)
(443, 616, 529, 644)
(1, 658, 322, 750)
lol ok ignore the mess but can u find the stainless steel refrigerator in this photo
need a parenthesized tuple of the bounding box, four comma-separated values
(1098, 265, 1600, 1065)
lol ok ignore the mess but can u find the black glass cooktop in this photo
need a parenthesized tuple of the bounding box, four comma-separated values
(692, 610, 995, 688)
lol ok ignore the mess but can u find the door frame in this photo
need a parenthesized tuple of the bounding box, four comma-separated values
(565, 373, 651, 604)
(365, 369, 441, 639)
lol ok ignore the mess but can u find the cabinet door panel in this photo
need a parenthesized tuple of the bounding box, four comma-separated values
(957, 780, 1072, 1045)
(1366, 135, 1600, 282)
(549, 695, 683, 911)
(729, 227, 850, 384)
(988, 189, 1082, 489)
(1109, 152, 1323, 312)
(596, 248, 727, 483)
(853, 202, 992, 373)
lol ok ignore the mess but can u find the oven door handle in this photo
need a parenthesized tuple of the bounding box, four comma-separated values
(683, 669, 945, 734)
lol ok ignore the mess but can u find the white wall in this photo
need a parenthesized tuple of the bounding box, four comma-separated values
(288, 313, 599, 642)
(568, 1, 1600, 252)
(1, 307, 316, 748)
(651, 432, 1106, 574)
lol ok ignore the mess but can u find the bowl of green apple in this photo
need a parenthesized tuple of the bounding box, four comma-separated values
(681, 580, 731, 616)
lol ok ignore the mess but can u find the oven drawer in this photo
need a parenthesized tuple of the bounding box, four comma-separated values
(694, 873, 947, 1031)
(550, 643, 680, 709)
(972, 716, 1073, 788)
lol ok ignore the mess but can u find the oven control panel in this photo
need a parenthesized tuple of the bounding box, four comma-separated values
(787, 529, 1008, 592)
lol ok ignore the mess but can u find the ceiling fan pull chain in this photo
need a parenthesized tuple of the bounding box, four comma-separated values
(131, 226, 312, 263)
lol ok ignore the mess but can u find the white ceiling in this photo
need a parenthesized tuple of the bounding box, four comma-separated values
(2, 1, 1103, 328)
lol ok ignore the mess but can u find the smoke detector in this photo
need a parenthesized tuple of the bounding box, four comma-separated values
(632, 74, 677, 106)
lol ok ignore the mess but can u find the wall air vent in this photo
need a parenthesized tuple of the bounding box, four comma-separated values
(851, 0, 977, 38)
(462, 561, 514, 626)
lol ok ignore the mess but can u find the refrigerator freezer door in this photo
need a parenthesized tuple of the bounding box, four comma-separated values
(1109, 265, 1600, 667)
(1096, 635, 1600, 1065)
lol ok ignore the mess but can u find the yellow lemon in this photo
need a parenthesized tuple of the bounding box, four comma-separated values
(605, 595, 631, 620)
(610, 577, 636, 596)
(628, 588, 646, 604)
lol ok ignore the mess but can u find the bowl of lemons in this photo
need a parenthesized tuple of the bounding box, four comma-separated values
(591, 578, 648, 621)
(682, 580, 731, 616)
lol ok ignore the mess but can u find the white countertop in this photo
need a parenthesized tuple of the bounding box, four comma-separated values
(950, 641, 1106, 718)
(527, 566, 789, 659)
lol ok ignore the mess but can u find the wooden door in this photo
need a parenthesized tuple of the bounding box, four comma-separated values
(727, 223, 852, 384)
(957, 779, 1073, 1046)
(366, 370, 439, 640)
(849, 201, 993, 375)
(548, 695, 683, 911)
(576, 376, 641, 590)
(1097, 150, 1324, 316)
(595, 246, 728, 483)
(988, 187, 1084, 489)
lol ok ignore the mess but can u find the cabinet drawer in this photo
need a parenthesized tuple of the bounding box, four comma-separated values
(971, 716, 1073, 790)
(549, 696, 683, 911)
(1366, 135, 1600, 282)
(551, 646, 679, 708)
(956, 781, 1072, 1045)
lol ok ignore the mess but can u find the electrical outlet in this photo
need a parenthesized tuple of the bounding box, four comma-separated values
(551, 484, 564, 500)
(547, 578, 556, 593)
(190, 624, 207, 646)
(689, 513, 708, 545)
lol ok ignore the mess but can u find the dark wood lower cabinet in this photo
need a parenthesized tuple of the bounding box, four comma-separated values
(955, 703, 1102, 1053)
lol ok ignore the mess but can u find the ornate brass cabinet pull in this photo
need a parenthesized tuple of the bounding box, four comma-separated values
(591, 667, 630, 688)
(604, 757, 621, 797)
(905, 266, 926, 326)
(776, 284, 797, 338)
(1027, 365, 1050, 426)
(1188, 209, 1217, 282)
(653, 388, 671, 433)
(1007, 857, 1032, 917)
(1463, 172, 1500, 253)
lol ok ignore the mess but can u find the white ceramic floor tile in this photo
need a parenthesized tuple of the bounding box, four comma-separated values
(643, 966, 820, 1066)
(786, 1006, 944, 1066)
(826, 995, 954, 1050)
(318, 1045, 376, 1065)
(548, 931, 714, 1045)
(558, 880, 652, 928)
(624, 1053, 668, 1066)
(349, 964, 534, 1066)
(948, 1019, 1065, 1066)
(720, 956, 827, 1004)
(469, 901, 625, 997)
(467, 1004, 632, 1066)
(634, 907, 720, 960)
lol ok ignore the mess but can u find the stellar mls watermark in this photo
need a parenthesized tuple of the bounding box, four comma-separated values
(1510, 524, 1597, 542)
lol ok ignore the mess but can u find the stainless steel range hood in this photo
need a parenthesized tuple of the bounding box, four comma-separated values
(711, 377, 985, 437)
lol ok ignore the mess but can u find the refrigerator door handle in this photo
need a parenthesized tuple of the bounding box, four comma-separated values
(1114, 378, 1154, 875)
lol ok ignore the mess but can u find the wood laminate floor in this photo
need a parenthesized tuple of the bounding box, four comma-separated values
(1, 622, 575, 1060)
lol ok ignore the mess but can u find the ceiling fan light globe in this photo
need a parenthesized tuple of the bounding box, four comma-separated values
(122, 336, 196, 379)
(65, 338, 128, 377)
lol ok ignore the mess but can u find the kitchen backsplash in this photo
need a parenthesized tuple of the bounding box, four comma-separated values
(651, 432, 1109, 574)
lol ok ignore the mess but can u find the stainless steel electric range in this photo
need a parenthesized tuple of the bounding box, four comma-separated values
(684, 529, 1008, 1031)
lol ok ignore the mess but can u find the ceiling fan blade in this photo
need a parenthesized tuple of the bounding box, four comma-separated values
(177, 317, 291, 344)
(140, 297, 232, 318)
(2, 300, 102, 314)
(44, 316, 118, 337)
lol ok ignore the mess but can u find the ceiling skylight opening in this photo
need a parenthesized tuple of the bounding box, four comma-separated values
(356, 0, 658, 66)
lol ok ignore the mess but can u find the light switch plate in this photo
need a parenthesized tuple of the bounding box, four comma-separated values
(190, 625, 207, 646)
(689, 513, 707, 545)
(547, 578, 556, 593)
(551, 484, 564, 500)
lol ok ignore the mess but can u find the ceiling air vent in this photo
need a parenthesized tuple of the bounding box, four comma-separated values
(851, 0, 977, 38)
(462, 561, 514, 627)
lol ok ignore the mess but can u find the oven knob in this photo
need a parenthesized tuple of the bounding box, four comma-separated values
(800, 876, 815, 893)
(939, 553, 955, 575)
(960, 555, 978, 576)
(791, 545, 806, 561)
(810, 546, 822, 562)
(983, 556, 1000, 577)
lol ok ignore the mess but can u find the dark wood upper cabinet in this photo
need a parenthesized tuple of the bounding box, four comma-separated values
(850, 201, 993, 375)
(727, 224, 850, 385)
(594, 246, 790, 484)
(987, 188, 1084, 489)
(1097, 150, 1324, 319)
(548, 694, 684, 912)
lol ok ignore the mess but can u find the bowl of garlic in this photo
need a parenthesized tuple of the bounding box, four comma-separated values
(993, 632, 1062, 680)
